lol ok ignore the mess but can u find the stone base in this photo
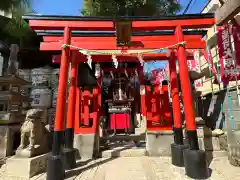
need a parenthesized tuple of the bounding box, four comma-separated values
(184, 149, 209, 179)
(15, 145, 46, 158)
(228, 145, 240, 166)
(227, 130, 240, 166)
(0, 124, 21, 158)
(73, 134, 98, 160)
(5, 153, 47, 179)
(171, 144, 189, 167)
(184, 127, 228, 152)
(146, 131, 174, 156)
(198, 137, 222, 151)
(135, 128, 146, 135)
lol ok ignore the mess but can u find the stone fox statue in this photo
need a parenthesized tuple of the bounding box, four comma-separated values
(17, 109, 47, 151)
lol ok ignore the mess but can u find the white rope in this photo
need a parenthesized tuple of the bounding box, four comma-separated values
(138, 53, 144, 66)
(61, 41, 186, 55)
(86, 54, 92, 69)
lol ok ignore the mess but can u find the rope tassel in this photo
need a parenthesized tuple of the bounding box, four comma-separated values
(138, 53, 144, 66)
(112, 55, 118, 68)
(87, 54, 92, 69)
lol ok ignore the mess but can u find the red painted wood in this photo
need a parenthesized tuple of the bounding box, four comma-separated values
(176, 26, 196, 131)
(74, 88, 100, 134)
(29, 18, 215, 31)
(110, 113, 131, 130)
(43, 35, 203, 42)
(83, 89, 90, 126)
(40, 39, 205, 51)
(54, 27, 71, 131)
(169, 51, 182, 129)
(145, 85, 172, 131)
(66, 51, 78, 129)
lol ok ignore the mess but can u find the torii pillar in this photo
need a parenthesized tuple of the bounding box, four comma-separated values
(176, 26, 208, 179)
(169, 50, 188, 167)
(62, 50, 78, 170)
(47, 27, 71, 180)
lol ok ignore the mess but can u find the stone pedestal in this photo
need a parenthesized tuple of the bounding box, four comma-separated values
(146, 131, 174, 156)
(227, 130, 240, 166)
(0, 124, 21, 157)
(15, 144, 48, 158)
(74, 133, 98, 160)
(5, 153, 47, 179)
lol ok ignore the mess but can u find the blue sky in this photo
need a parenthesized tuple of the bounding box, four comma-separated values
(32, 0, 209, 71)
(33, 0, 209, 17)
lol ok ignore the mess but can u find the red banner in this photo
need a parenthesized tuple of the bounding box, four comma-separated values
(217, 25, 236, 83)
(232, 20, 240, 68)
(193, 50, 202, 88)
(201, 49, 217, 77)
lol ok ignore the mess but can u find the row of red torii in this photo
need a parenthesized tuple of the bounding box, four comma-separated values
(23, 14, 215, 180)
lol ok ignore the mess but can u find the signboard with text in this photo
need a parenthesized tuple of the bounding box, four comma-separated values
(217, 25, 238, 84)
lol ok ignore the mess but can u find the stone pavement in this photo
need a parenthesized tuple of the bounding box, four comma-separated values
(0, 156, 239, 180)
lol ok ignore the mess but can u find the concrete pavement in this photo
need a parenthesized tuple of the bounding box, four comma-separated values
(0, 156, 239, 180)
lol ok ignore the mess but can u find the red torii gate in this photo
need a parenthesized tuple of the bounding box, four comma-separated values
(44, 31, 206, 133)
(23, 14, 215, 180)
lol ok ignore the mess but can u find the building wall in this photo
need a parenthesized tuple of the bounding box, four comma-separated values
(195, 0, 240, 131)
(196, 0, 240, 96)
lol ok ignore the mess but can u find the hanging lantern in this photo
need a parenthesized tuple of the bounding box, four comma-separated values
(115, 20, 132, 46)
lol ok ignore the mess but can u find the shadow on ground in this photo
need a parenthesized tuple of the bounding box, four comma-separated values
(65, 144, 135, 179)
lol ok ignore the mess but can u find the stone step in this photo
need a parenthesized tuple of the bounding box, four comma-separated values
(100, 145, 228, 158)
(101, 145, 146, 158)
(100, 134, 145, 142)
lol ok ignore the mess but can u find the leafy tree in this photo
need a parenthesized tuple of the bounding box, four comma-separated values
(0, 0, 30, 12)
(81, 0, 181, 16)
(0, 0, 33, 38)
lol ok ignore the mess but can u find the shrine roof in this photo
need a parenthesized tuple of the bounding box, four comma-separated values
(23, 13, 214, 21)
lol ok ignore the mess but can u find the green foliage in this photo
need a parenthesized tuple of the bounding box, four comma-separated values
(0, 0, 33, 40)
(81, 0, 181, 16)
(0, 0, 31, 13)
